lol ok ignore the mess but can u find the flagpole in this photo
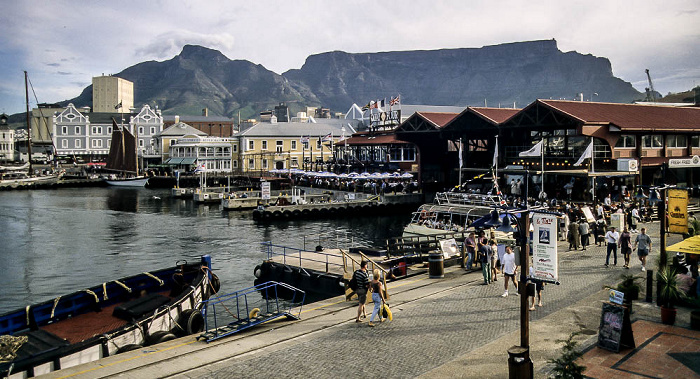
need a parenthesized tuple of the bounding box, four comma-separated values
(591, 137, 595, 203)
(458, 138, 463, 190)
(541, 138, 545, 201)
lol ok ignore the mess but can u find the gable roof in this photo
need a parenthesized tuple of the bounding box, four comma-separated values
(468, 107, 521, 124)
(238, 119, 356, 137)
(157, 122, 207, 137)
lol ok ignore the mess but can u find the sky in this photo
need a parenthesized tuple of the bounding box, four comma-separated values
(1, 0, 698, 115)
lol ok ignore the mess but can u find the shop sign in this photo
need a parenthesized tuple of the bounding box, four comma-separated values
(668, 188, 689, 234)
(669, 155, 700, 168)
(532, 213, 558, 282)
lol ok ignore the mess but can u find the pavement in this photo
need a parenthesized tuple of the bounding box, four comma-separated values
(44, 221, 699, 379)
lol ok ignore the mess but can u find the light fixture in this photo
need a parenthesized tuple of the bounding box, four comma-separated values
(484, 209, 503, 228)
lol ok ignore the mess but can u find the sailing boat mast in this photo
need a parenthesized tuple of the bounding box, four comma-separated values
(25, 71, 33, 176)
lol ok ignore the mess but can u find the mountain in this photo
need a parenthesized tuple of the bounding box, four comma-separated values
(283, 40, 641, 109)
(58, 40, 642, 120)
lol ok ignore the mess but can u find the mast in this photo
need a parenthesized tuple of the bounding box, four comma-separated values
(25, 71, 33, 175)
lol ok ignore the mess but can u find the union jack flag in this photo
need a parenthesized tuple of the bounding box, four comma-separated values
(321, 133, 333, 142)
(390, 95, 400, 106)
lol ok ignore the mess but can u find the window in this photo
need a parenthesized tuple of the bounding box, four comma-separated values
(75, 126, 81, 134)
(150, 127, 156, 135)
(138, 126, 144, 135)
(108, 127, 112, 134)
(615, 135, 636, 148)
(232, 160, 238, 169)
(61, 139, 67, 148)
(261, 140, 268, 150)
(291, 140, 297, 150)
(667, 135, 687, 148)
(232, 144, 238, 153)
(91, 139, 103, 148)
(62, 126, 67, 135)
(247, 158, 255, 169)
(75, 139, 81, 148)
(303, 141, 309, 150)
(642, 135, 663, 148)
(108, 139, 111, 146)
(276, 140, 283, 153)
(316, 138, 322, 149)
(92, 126, 102, 135)
(139, 139, 144, 147)
(262, 159, 268, 169)
(291, 157, 299, 167)
(248, 140, 255, 151)
(692, 136, 700, 148)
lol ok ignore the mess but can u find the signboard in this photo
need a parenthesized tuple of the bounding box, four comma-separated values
(532, 213, 558, 282)
(616, 158, 639, 172)
(668, 188, 689, 234)
(610, 213, 625, 231)
(370, 110, 401, 128)
(581, 206, 595, 223)
(669, 155, 700, 168)
(608, 289, 625, 305)
(598, 302, 625, 352)
(261, 181, 271, 200)
(439, 238, 458, 259)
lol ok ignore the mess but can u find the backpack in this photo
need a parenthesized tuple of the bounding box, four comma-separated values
(349, 271, 358, 291)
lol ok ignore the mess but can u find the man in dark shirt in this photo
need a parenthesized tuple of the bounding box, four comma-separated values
(354, 261, 370, 322)
(478, 241, 492, 285)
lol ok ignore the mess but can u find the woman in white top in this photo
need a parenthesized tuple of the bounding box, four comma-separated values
(501, 245, 518, 297)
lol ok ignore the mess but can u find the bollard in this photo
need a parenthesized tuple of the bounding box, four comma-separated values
(428, 252, 444, 278)
(646, 269, 654, 303)
(507, 346, 533, 378)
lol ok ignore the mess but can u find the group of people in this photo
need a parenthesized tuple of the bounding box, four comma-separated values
(352, 261, 387, 327)
(603, 226, 652, 271)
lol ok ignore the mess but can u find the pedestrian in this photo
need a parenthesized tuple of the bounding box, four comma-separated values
(559, 212, 569, 241)
(490, 239, 499, 282)
(605, 226, 620, 267)
(478, 240, 492, 285)
(528, 259, 544, 310)
(595, 215, 607, 246)
(463, 232, 476, 270)
(579, 219, 590, 250)
(619, 227, 633, 268)
(630, 205, 640, 233)
(634, 227, 652, 271)
(501, 245, 518, 297)
(354, 261, 370, 322)
(568, 219, 580, 250)
(367, 269, 386, 327)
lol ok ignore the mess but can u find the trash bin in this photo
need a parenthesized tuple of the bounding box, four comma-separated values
(507, 345, 533, 379)
(428, 252, 444, 278)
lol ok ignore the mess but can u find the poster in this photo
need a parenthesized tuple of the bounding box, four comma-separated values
(439, 238, 458, 258)
(261, 181, 271, 200)
(532, 213, 558, 282)
(668, 188, 689, 234)
(598, 302, 625, 352)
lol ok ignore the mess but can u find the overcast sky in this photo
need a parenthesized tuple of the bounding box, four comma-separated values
(1, 0, 698, 115)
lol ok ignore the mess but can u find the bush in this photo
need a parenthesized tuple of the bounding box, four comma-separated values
(548, 331, 586, 379)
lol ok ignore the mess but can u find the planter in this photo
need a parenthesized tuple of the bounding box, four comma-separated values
(661, 306, 677, 325)
(691, 310, 700, 331)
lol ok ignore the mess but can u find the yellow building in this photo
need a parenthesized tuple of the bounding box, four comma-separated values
(92, 75, 133, 113)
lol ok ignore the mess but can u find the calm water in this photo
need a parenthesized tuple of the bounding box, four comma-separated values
(0, 187, 410, 314)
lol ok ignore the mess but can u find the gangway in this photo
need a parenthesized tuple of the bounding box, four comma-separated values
(197, 281, 305, 343)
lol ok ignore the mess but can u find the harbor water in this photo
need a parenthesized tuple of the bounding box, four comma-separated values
(0, 187, 410, 314)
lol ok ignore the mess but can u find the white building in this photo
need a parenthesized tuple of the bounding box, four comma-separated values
(0, 114, 14, 161)
(168, 135, 237, 173)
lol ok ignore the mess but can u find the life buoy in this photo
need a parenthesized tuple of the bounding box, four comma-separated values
(210, 273, 221, 294)
(249, 307, 260, 319)
(116, 343, 142, 354)
(174, 309, 205, 336)
(253, 265, 262, 279)
(146, 330, 177, 345)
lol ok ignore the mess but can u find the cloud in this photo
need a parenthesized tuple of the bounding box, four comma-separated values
(46, 63, 60, 67)
(57, 71, 71, 76)
(135, 31, 235, 60)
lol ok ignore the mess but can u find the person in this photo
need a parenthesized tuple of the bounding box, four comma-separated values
(579, 219, 590, 250)
(559, 212, 569, 241)
(478, 240, 492, 285)
(490, 239, 499, 282)
(354, 261, 370, 322)
(463, 232, 476, 270)
(501, 245, 518, 297)
(528, 259, 544, 310)
(568, 219, 580, 250)
(596, 202, 605, 219)
(605, 226, 620, 267)
(595, 215, 607, 246)
(604, 193, 612, 208)
(619, 227, 633, 268)
(510, 179, 516, 196)
(630, 205, 640, 233)
(634, 227, 652, 271)
(367, 269, 386, 327)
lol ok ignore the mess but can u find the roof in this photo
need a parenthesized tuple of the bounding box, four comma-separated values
(157, 122, 207, 137)
(239, 119, 357, 137)
(538, 100, 700, 131)
(398, 104, 467, 116)
(163, 115, 233, 123)
(344, 132, 410, 145)
(468, 107, 521, 124)
(414, 112, 459, 128)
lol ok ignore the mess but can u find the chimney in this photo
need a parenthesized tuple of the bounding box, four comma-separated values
(175, 115, 180, 123)
(202, 108, 208, 117)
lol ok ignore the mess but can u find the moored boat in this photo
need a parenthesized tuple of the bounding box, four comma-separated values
(0, 255, 218, 378)
(104, 175, 149, 187)
(402, 192, 501, 237)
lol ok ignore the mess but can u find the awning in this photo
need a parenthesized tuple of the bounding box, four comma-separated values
(666, 235, 700, 255)
(181, 158, 196, 165)
(166, 158, 183, 165)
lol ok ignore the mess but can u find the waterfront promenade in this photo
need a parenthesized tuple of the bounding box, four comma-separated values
(45, 220, 697, 379)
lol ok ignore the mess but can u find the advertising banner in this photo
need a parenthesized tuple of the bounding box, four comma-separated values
(261, 181, 271, 200)
(668, 188, 689, 234)
(532, 213, 558, 282)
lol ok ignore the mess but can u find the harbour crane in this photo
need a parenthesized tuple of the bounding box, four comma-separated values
(645, 69, 658, 102)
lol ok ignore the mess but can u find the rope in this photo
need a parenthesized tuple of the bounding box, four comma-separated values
(25, 306, 30, 326)
(0, 335, 28, 363)
(113, 280, 132, 293)
(103, 283, 108, 301)
(50, 296, 61, 319)
(143, 272, 165, 286)
(199, 266, 238, 320)
(84, 289, 99, 304)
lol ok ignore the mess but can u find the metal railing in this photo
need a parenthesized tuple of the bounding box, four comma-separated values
(262, 241, 346, 273)
(197, 281, 305, 343)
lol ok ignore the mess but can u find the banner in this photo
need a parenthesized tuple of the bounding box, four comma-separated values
(532, 213, 558, 282)
(369, 110, 401, 127)
(668, 188, 689, 234)
(261, 181, 271, 200)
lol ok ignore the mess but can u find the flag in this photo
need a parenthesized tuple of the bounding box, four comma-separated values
(379, 99, 385, 108)
(371, 100, 379, 109)
(492, 138, 499, 167)
(361, 101, 372, 111)
(519, 140, 543, 157)
(194, 163, 206, 173)
(573, 141, 593, 166)
(321, 133, 332, 142)
(390, 95, 400, 106)
(300, 136, 309, 143)
(458, 139, 463, 168)
(114, 101, 122, 110)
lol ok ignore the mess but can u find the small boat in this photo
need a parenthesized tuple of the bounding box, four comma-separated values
(103, 119, 148, 187)
(403, 192, 501, 237)
(103, 175, 149, 187)
(0, 255, 219, 378)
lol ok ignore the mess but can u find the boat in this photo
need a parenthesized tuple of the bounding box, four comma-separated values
(0, 255, 219, 378)
(103, 118, 148, 187)
(402, 191, 502, 237)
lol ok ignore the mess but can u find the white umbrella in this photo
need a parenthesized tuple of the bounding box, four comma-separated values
(401, 172, 414, 178)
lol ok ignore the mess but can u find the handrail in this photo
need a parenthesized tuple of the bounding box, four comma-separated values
(339, 248, 390, 300)
(262, 242, 345, 273)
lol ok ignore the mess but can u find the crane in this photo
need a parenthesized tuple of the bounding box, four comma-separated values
(645, 69, 658, 102)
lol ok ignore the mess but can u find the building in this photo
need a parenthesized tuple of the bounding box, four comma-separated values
(0, 113, 14, 161)
(157, 118, 208, 164)
(92, 75, 134, 113)
(168, 135, 237, 173)
(163, 115, 235, 137)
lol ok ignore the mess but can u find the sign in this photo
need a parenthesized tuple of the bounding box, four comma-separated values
(439, 238, 458, 259)
(581, 206, 595, 223)
(669, 155, 700, 168)
(668, 188, 689, 234)
(261, 181, 271, 200)
(616, 158, 638, 172)
(532, 213, 558, 282)
(370, 110, 401, 128)
(610, 213, 625, 231)
(608, 289, 625, 305)
(598, 302, 625, 352)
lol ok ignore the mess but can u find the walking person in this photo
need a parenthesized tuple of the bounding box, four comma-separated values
(634, 227, 652, 271)
(559, 213, 569, 242)
(354, 261, 370, 322)
(619, 227, 633, 268)
(463, 232, 476, 270)
(501, 245, 518, 297)
(490, 239, 499, 282)
(528, 259, 544, 310)
(595, 215, 607, 246)
(630, 205, 640, 233)
(367, 269, 386, 327)
(478, 240, 492, 285)
(605, 226, 620, 267)
(568, 219, 580, 250)
(579, 219, 590, 250)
